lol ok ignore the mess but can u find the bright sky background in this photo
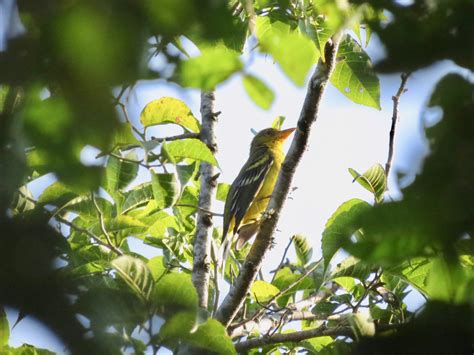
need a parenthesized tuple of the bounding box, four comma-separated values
(0, 1, 464, 353)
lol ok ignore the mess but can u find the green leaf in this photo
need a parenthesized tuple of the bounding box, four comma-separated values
(151, 172, 180, 210)
(176, 163, 199, 188)
(104, 151, 139, 194)
(322, 199, 371, 268)
(111, 255, 154, 301)
(426, 258, 472, 303)
(293, 234, 313, 266)
(183, 318, 236, 355)
(11, 186, 36, 216)
(216, 183, 230, 202)
(331, 256, 372, 281)
(386, 258, 433, 296)
(242, 74, 275, 110)
(330, 35, 381, 109)
(301, 17, 333, 62)
(146, 211, 179, 239)
(2, 344, 56, 355)
(0, 307, 9, 346)
(302, 336, 334, 353)
(153, 273, 198, 316)
(251, 280, 280, 303)
(348, 312, 375, 339)
(179, 46, 243, 90)
(147, 256, 167, 281)
(140, 97, 200, 133)
(165, 138, 218, 166)
(106, 215, 147, 234)
(157, 311, 198, 347)
(256, 16, 318, 86)
(109, 122, 140, 148)
(333, 276, 356, 291)
(349, 163, 387, 203)
(38, 181, 78, 206)
(122, 182, 154, 214)
(271, 115, 286, 130)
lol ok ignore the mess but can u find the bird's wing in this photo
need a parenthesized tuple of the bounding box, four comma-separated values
(223, 147, 274, 238)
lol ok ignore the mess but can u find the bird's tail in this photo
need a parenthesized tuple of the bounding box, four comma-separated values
(218, 234, 231, 273)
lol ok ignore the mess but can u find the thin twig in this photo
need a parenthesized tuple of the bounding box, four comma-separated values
(385, 72, 410, 177)
(150, 132, 200, 142)
(270, 236, 294, 283)
(174, 204, 223, 217)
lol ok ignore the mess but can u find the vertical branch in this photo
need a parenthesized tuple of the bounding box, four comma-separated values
(215, 34, 343, 327)
(385, 73, 410, 177)
(192, 91, 219, 309)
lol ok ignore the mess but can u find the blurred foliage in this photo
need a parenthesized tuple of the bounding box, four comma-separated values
(0, 0, 472, 354)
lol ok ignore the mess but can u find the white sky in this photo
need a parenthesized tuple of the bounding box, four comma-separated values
(0, 3, 464, 352)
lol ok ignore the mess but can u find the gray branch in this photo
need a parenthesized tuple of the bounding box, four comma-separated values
(385, 73, 410, 177)
(215, 34, 343, 327)
(192, 91, 219, 309)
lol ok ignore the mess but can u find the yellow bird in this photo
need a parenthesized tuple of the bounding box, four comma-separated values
(222, 127, 295, 251)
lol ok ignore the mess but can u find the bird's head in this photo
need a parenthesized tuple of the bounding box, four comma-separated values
(250, 127, 296, 150)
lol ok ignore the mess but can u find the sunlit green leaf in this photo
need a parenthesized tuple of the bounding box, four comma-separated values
(38, 182, 78, 206)
(322, 199, 371, 268)
(146, 211, 179, 238)
(111, 255, 154, 301)
(183, 319, 236, 355)
(216, 183, 230, 202)
(271, 116, 286, 130)
(104, 151, 139, 194)
(302, 336, 334, 353)
(151, 172, 180, 209)
(331, 256, 372, 281)
(256, 16, 318, 86)
(300, 17, 333, 62)
(251, 280, 280, 303)
(179, 46, 243, 90)
(153, 273, 198, 316)
(140, 97, 200, 133)
(147, 256, 168, 281)
(242, 74, 275, 110)
(349, 163, 386, 203)
(293, 234, 313, 266)
(122, 182, 154, 214)
(331, 35, 381, 109)
(165, 139, 218, 166)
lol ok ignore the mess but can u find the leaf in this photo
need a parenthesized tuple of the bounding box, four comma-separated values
(140, 97, 200, 133)
(271, 116, 286, 130)
(104, 151, 139, 194)
(122, 182, 154, 214)
(11, 186, 35, 216)
(38, 181, 78, 206)
(165, 138, 218, 166)
(157, 311, 198, 347)
(151, 172, 180, 210)
(256, 16, 318, 86)
(251, 280, 280, 303)
(330, 35, 381, 109)
(0, 307, 9, 346)
(183, 319, 236, 355)
(349, 312, 375, 339)
(331, 256, 372, 281)
(146, 211, 179, 239)
(176, 163, 199, 188)
(293, 234, 313, 266)
(242, 74, 275, 110)
(111, 255, 154, 302)
(322, 199, 371, 268)
(386, 258, 433, 296)
(153, 273, 198, 316)
(301, 17, 333, 62)
(109, 122, 140, 148)
(216, 183, 230, 202)
(106, 215, 147, 234)
(333, 276, 356, 291)
(302, 336, 334, 353)
(147, 256, 167, 281)
(349, 164, 387, 203)
(179, 46, 243, 90)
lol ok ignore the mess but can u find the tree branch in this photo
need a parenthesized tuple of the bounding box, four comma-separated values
(192, 91, 219, 309)
(215, 34, 343, 327)
(385, 72, 410, 177)
(234, 323, 401, 352)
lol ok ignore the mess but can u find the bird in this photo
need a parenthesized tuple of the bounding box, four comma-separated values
(222, 127, 295, 254)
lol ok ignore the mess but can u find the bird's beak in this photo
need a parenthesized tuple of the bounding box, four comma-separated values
(277, 127, 296, 140)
